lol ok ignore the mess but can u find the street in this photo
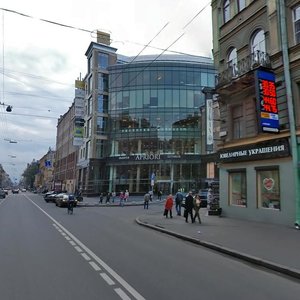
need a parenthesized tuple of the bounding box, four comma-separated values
(0, 193, 300, 300)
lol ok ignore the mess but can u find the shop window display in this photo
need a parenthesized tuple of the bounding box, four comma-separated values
(257, 167, 280, 209)
(229, 170, 247, 206)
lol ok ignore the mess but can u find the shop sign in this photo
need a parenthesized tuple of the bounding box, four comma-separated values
(218, 138, 290, 162)
(255, 69, 279, 133)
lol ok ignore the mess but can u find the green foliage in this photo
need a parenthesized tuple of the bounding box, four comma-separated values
(22, 162, 39, 188)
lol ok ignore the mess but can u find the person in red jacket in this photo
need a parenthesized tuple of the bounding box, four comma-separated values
(164, 194, 174, 218)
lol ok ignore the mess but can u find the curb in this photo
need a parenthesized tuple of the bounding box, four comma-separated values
(135, 217, 300, 280)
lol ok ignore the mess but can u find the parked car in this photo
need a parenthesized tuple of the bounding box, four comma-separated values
(21, 188, 27, 192)
(12, 188, 19, 194)
(44, 191, 59, 203)
(55, 193, 77, 207)
(0, 189, 6, 199)
(3, 188, 9, 195)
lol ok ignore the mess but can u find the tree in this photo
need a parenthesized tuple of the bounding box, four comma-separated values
(22, 160, 39, 189)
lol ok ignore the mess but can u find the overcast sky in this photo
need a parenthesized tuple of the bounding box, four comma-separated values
(0, 0, 213, 184)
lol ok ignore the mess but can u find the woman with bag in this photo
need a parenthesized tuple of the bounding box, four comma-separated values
(193, 194, 202, 223)
(164, 194, 173, 218)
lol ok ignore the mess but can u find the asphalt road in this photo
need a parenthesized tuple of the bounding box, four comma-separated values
(1, 193, 300, 300)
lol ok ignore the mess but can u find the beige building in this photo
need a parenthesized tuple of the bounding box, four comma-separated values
(54, 94, 82, 193)
(34, 149, 55, 192)
(212, 0, 300, 225)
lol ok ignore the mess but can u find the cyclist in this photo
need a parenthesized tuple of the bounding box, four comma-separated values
(67, 194, 75, 214)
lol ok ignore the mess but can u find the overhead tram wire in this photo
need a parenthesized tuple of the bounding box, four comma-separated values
(110, 1, 211, 92)
(108, 21, 170, 89)
(0, 8, 93, 34)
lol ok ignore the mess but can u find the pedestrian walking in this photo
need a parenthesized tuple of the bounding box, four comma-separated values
(149, 190, 153, 201)
(144, 192, 150, 209)
(193, 194, 202, 223)
(124, 190, 130, 202)
(163, 194, 173, 218)
(184, 191, 194, 223)
(119, 191, 125, 206)
(175, 190, 184, 216)
(111, 191, 116, 203)
(106, 192, 111, 203)
(157, 190, 162, 200)
(99, 192, 104, 204)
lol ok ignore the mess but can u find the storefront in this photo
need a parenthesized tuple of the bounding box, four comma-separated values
(218, 137, 294, 225)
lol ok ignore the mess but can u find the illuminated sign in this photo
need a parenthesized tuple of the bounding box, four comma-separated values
(255, 69, 279, 133)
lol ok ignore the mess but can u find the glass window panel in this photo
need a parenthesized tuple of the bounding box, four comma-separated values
(158, 89, 164, 107)
(208, 73, 215, 87)
(224, 0, 230, 23)
(98, 53, 109, 69)
(136, 90, 143, 108)
(238, 0, 246, 12)
(143, 71, 150, 85)
(173, 90, 180, 107)
(180, 90, 187, 107)
(257, 168, 280, 209)
(165, 90, 172, 107)
(229, 170, 247, 206)
(129, 91, 136, 108)
(165, 70, 172, 85)
(187, 90, 194, 108)
(201, 73, 208, 86)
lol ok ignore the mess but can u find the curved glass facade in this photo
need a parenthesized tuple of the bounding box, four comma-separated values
(106, 55, 215, 195)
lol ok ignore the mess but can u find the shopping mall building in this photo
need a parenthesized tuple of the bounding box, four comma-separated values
(77, 33, 216, 196)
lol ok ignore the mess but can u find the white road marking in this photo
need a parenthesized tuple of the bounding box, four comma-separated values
(69, 240, 76, 246)
(89, 261, 101, 271)
(75, 246, 83, 253)
(114, 288, 131, 300)
(65, 236, 71, 241)
(100, 272, 115, 286)
(27, 196, 146, 300)
(81, 253, 91, 261)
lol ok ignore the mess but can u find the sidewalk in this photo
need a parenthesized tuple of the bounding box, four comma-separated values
(136, 209, 300, 280)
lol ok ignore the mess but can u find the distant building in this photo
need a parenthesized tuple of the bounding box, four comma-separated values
(76, 32, 216, 196)
(34, 148, 55, 191)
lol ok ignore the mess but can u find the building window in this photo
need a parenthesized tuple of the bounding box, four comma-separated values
(229, 169, 247, 206)
(98, 53, 109, 69)
(294, 5, 300, 44)
(238, 0, 246, 12)
(257, 167, 280, 210)
(98, 95, 108, 113)
(251, 29, 266, 63)
(224, 0, 231, 23)
(98, 74, 108, 92)
(96, 117, 106, 135)
(232, 105, 244, 139)
(227, 48, 238, 77)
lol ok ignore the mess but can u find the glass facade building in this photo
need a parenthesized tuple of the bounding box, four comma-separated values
(106, 54, 215, 195)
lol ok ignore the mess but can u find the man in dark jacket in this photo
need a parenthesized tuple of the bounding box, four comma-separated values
(184, 191, 194, 223)
(175, 190, 184, 216)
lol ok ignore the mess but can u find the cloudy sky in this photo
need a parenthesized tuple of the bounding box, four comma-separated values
(0, 0, 213, 183)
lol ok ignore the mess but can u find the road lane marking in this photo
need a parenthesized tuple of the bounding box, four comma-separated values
(81, 253, 91, 261)
(27, 196, 146, 300)
(75, 246, 83, 253)
(65, 236, 71, 241)
(114, 288, 131, 300)
(69, 240, 76, 246)
(100, 272, 115, 286)
(89, 261, 101, 271)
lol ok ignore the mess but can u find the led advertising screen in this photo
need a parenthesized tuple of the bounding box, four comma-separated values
(255, 69, 279, 133)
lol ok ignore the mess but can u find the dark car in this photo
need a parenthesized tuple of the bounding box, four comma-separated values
(44, 191, 59, 202)
(0, 189, 6, 199)
(55, 193, 77, 207)
(12, 188, 19, 194)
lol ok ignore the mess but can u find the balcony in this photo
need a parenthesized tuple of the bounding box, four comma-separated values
(216, 51, 272, 90)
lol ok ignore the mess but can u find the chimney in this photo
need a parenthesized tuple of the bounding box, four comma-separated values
(97, 30, 111, 45)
